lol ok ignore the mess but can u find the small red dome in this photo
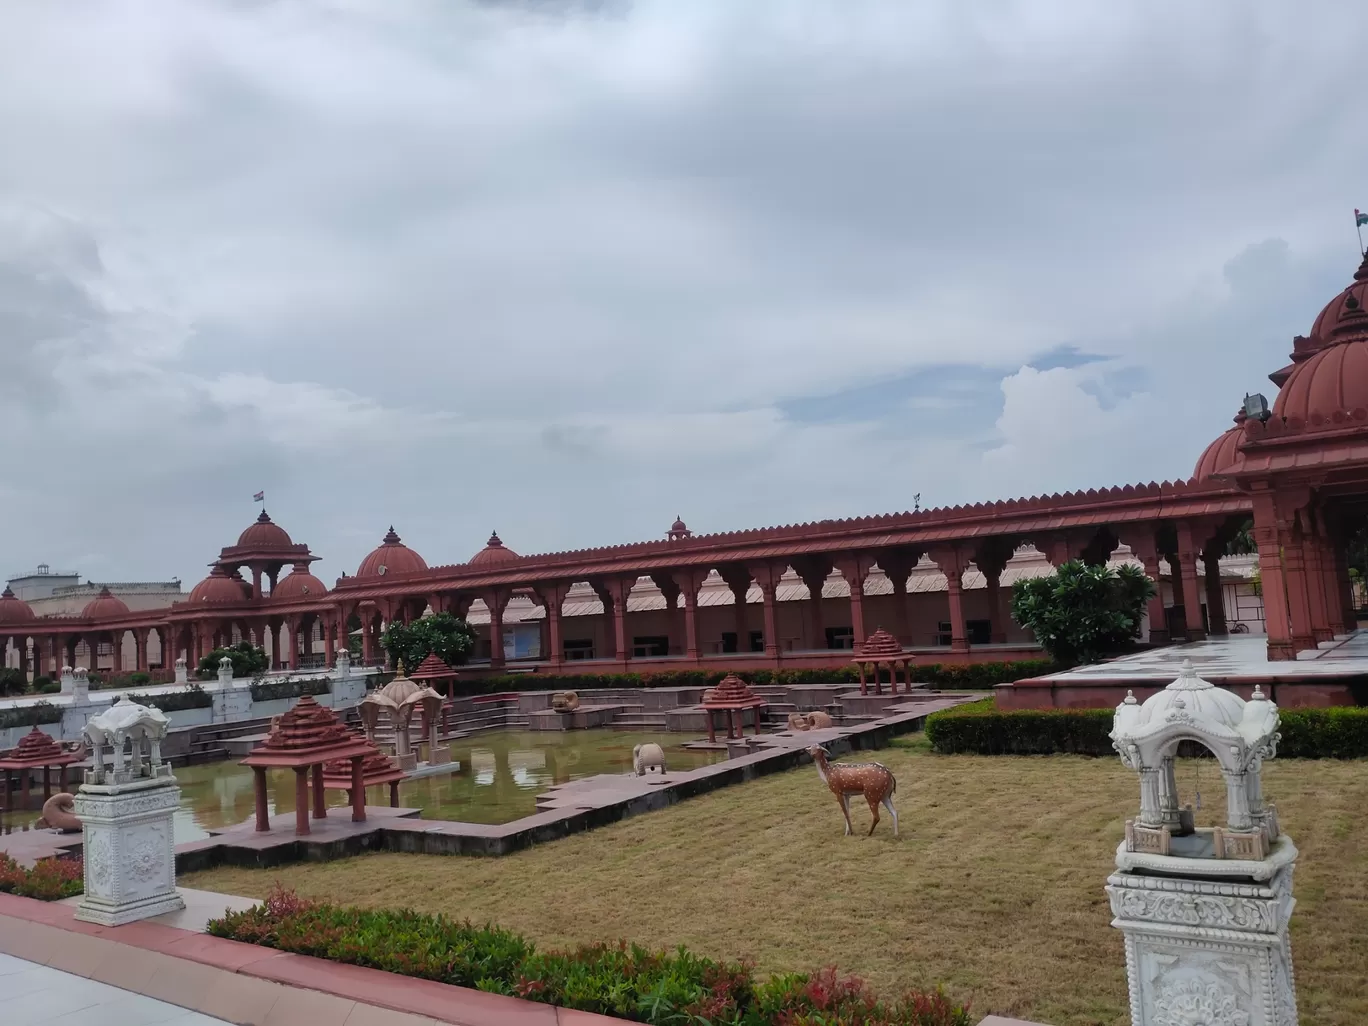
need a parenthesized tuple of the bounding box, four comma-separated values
(1193, 410, 1247, 482)
(1306, 253, 1368, 346)
(82, 586, 130, 620)
(469, 531, 519, 566)
(188, 566, 252, 605)
(272, 562, 328, 600)
(237, 510, 293, 549)
(0, 586, 35, 625)
(357, 527, 428, 578)
(1271, 337, 1368, 431)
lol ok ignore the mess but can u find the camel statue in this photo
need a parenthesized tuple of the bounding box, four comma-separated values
(787, 711, 835, 731)
(807, 745, 898, 837)
(551, 691, 580, 712)
(632, 742, 667, 776)
(35, 793, 81, 833)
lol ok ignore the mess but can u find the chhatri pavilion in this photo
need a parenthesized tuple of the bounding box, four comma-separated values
(5, 253, 1368, 702)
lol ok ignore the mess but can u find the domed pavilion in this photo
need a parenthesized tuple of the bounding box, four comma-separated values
(214, 510, 319, 599)
(1206, 249, 1368, 658)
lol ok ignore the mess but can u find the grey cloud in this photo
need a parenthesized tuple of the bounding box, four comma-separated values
(2, 1, 1368, 581)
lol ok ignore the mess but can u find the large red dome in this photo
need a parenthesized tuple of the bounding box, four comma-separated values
(82, 586, 130, 619)
(357, 527, 428, 578)
(237, 510, 293, 549)
(469, 531, 519, 566)
(0, 586, 35, 625)
(1192, 411, 1246, 483)
(188, 566, 251, 605)
(272, 562, 328, 599)
(1270, 338, 1368, 432)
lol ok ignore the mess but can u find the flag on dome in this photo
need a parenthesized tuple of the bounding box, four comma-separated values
(253, 491, 265, 502)
(1357, 209, 1368, 227)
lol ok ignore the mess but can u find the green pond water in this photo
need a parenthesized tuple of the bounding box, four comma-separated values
(0, 730, 725, 843)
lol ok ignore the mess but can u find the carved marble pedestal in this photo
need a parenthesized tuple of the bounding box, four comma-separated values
(1106, 838, 1299, 1026)
(74, 774, 185, 926)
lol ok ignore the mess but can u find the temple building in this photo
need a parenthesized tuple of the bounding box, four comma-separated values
(4, 252, 1368, 684)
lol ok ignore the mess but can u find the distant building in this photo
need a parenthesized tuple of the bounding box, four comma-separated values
(5, 566, 183, 618)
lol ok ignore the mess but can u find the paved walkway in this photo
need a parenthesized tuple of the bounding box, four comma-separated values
(1037, 629, 1368, 681)
(1, 951, 231, 1026)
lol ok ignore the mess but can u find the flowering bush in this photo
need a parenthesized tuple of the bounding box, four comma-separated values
(209, 887, 970, 1025)
(0, 854, 84, 900)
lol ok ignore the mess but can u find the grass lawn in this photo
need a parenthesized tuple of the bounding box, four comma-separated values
(183, 738, 1368, 1026)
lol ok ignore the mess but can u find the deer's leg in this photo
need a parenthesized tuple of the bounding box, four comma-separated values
(838, 793, 853, 836)
(866, 791, 880, 836)
(882, 793, 899, 837)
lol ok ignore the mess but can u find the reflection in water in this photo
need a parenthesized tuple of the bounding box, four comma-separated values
(0, 730, 724, 842)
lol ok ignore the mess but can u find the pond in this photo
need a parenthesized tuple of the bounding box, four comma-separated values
(0, 730, 725, 843)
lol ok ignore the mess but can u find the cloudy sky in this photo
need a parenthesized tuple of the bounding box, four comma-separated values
(2, 0, 1366, 587)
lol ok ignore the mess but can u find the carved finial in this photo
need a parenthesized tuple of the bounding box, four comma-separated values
(395, 658, 406, 677)
(1250, 683, 1268, 702)
(1123, 690, 1137, 705)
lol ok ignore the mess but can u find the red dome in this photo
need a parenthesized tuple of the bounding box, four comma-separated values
(1270, 337, 1368, 432)
(272, 562, 328, 600)
(1305, 253, 1368, 347)
(357, 527, 428, 578)
(82, 586, 130, 619)
(0, 586, 35, 625)
(469, 531, 519, 566)
(237, 510, 293, 549)
(1193, 410, 1247, 482)
(188, 566, 252, 605)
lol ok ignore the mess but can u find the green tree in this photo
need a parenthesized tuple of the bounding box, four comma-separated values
(198, 641, 270, 680)
(0, 667, 28, 696)
(1011, 559, 1155, 665)
(1224, 519, 1257, 556)
(381, 612, 476, 672)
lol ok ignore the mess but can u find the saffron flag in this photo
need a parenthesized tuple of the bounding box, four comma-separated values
(253, 491, 265, 502)
(1357, 209, 1368, 227)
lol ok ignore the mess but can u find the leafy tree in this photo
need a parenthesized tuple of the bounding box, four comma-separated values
(1011, 559, 1155, 665)
(198, 641, 270, 680)
(1224, 519, 1257, 556)
(0, 667, 27, 697)
(381, 612, 476, 672)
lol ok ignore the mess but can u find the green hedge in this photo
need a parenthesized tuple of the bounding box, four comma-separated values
(0, 854, 83, 901)
(250, 676, 332, 703)
(457, 660, 1055, 696)
(925, 700, 1114, 755)
(209, 887, 970, 1026)
(926, 701, 1368, 759)
(0, 701, 63, 730)
(126, 685, 213, 714)
(1275, 708, 1368, 758)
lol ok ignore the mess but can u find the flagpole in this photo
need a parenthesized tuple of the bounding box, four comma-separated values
(1357, 209, 1365, 256)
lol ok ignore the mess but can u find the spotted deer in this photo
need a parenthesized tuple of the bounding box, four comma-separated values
(807, 745, 898, 837)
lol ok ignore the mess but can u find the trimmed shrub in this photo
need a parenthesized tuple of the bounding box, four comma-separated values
(127, 685, 213, 714)
(1277, 707, 1368, 759)
(32, 676, 58, 695)
(926, 701, 1368, 759)
(0, 855, 84, 901)
(0, 701, 63, 730)
(210, 887, 971, 1026)
(926, 700, 1114, 756)
(250, 676, 331, 703)
(452, 660, 1055, 697)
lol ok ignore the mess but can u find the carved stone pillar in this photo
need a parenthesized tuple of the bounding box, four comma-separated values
(930, 547, 969, 653)
(671, 569, 706, 661)
(834, 556, 875, 648)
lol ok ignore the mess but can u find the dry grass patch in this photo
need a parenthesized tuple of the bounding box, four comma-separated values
(184, 739, 1368, 1026)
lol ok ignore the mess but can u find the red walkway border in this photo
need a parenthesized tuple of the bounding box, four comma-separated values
(0, 892, 630, 1025)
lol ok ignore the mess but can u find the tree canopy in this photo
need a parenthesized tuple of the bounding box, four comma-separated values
(381, 612, 477, 672)
(1010, 559, 1155, 665)
(197, 641, 270, 680)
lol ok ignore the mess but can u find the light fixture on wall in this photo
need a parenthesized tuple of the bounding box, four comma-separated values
(1243, 392, 1271, 423)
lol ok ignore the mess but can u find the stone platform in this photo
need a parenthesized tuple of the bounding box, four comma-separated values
(525, 704, 632, 731)
(999, 631, 1368, 710)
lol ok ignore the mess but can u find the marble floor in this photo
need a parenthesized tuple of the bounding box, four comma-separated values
(1039, 629, 1368, 681)
(0, 951, 232, 1026)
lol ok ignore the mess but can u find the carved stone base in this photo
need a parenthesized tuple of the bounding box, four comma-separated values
(397, 751, 418, 773)
(1106, 843, 1299, 1026)
(73, 775, 185, 927)
(426, 745, 451, 766)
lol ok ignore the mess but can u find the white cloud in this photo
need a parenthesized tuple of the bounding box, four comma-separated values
(1, 0, 1366, 584)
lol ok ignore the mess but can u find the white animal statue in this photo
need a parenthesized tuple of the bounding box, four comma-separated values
(807, 745, 898, 837)
(632, 742, 667, 776)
